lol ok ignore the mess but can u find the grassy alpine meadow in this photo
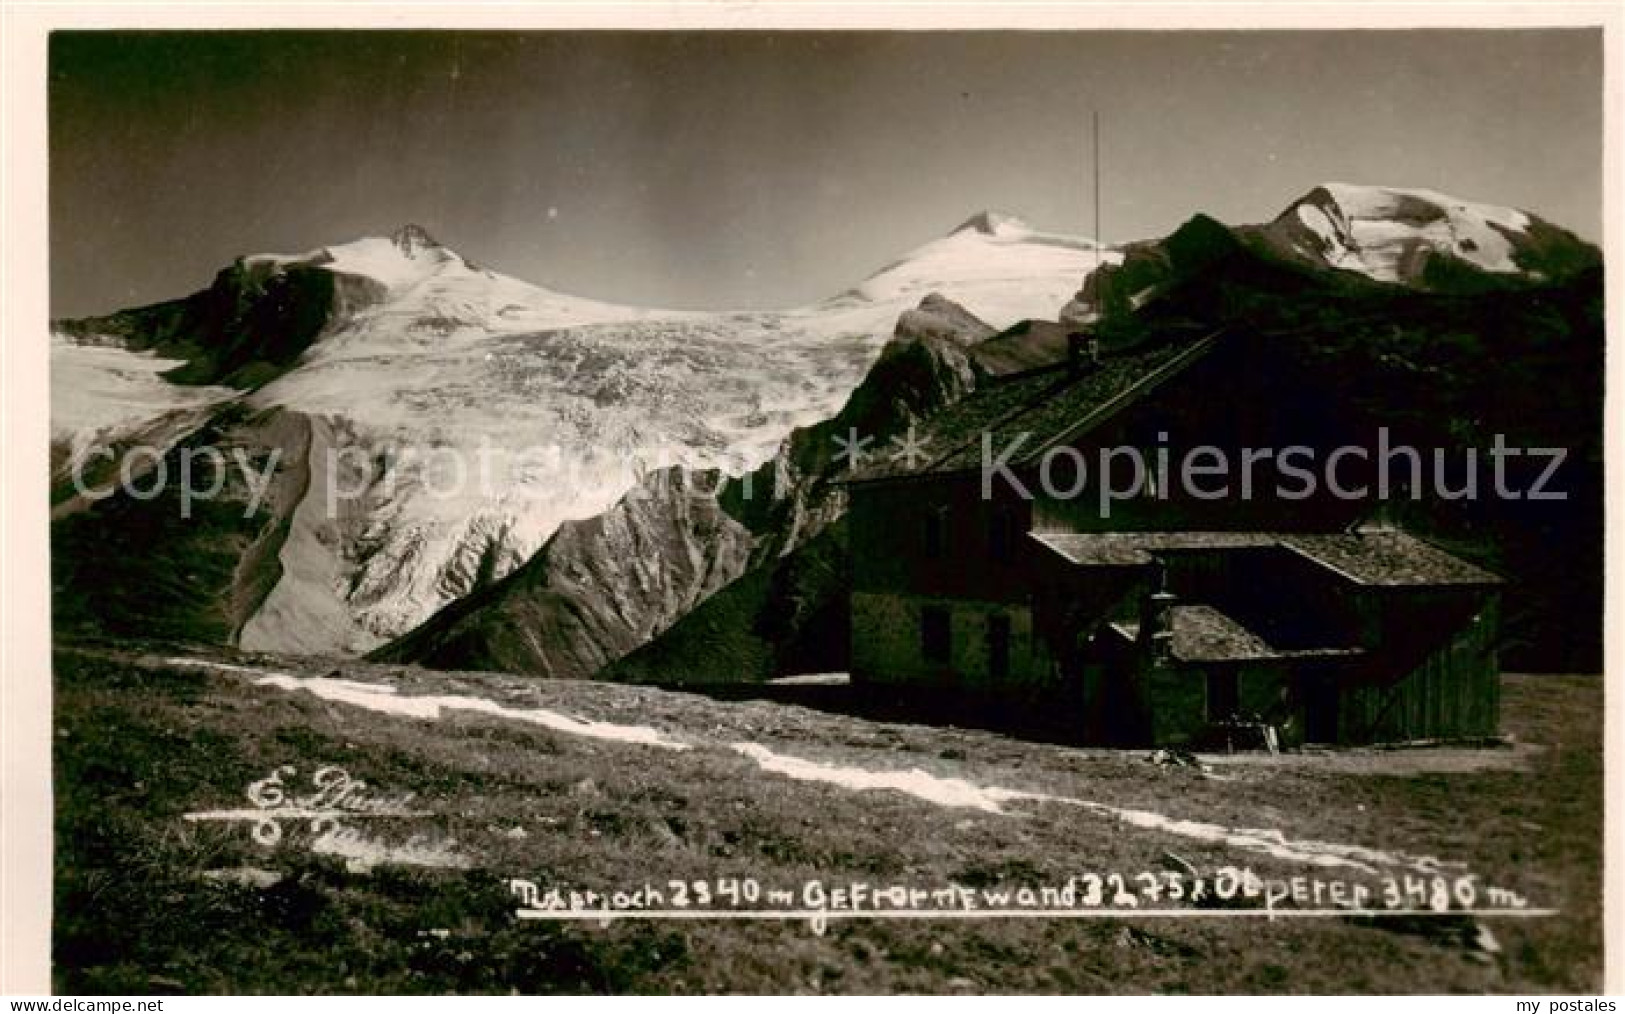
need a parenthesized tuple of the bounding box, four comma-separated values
(49, 644, 1601, 994)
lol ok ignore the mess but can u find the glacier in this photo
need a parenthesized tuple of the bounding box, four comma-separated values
(53, 216, 1106, 654)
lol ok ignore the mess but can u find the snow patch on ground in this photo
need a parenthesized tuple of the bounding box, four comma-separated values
(165, 658, 689, 750)
(732, 742, 1466, 876)
(732, 742, 1023, 813)
(253, 672, 693, 750)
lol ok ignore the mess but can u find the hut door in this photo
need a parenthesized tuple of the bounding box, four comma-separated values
(1206, 670, 1239, 722)
(987, 614, 1011, 681)
(1303, 675, 1340, 743)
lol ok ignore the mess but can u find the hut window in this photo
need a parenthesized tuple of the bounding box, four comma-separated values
(989, 507, 1015, 562)
(924, 506, 948, 558)
(922, 607, 951, 664)
(987, 613, 1011, 680)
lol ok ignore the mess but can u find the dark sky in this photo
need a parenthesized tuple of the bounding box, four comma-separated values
(50, 29, 1602, 317)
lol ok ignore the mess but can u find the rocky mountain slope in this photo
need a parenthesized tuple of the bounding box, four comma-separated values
(53, 218, 1105, 654)
(53, 404, 314, 644)
(1062, 183, 1600, 322)
(372, 294, 995, 678)
(372, 466, 755, 677)
(1256, 184, 1597, 285)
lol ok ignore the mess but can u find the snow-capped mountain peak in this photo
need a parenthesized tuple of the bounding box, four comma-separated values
(1264, 182, 1542, 283)
(953, 210, 1033, 237)
(316, 229, 469, 291)
(389, 222, 444, 256)
(241, 224, 473, 296)
(835, 213, 1113, 325)
(1061, 182, 1597, 324)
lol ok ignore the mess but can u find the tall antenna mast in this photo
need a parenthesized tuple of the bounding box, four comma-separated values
(1092, 109, 1101, 273)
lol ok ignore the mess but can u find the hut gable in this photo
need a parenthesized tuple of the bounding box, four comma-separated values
(847, 330, 1224, 484)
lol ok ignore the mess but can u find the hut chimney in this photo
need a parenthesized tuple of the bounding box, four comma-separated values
(1067, 331, 1100, 376)
(1138, 560, 1177, 666)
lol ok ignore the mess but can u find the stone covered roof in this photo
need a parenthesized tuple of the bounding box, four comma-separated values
(1033, 531, 1278, 566)
(1033, 529, 1501, 587)
(846, 332, 1223, 483)
(1112, 603, 1367, 663)
(1105, 601, 1319, 666)
(1283, 531, 1502, 587)
(1111, 605, 1282, 662)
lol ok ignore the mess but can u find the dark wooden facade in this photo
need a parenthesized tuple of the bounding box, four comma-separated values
(846, 331, 1502, 747)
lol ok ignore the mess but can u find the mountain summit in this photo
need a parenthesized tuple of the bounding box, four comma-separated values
(1258, 183, 1598, 287)
(279, 226, 471, 294)
(953, 210, 1032, 236)
(1063, 182, 1599, 322)
(389, 222, 442, 255)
